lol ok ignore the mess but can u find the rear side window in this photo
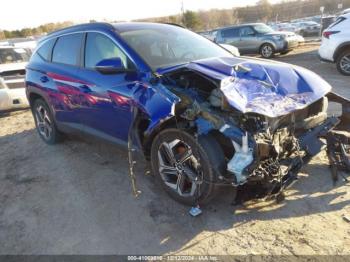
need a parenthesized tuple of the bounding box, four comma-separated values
(52, 34, 83, 66)
(329, 17, 346, 29)
(221, 28, 239, 38)
(37, 38, 56, 61)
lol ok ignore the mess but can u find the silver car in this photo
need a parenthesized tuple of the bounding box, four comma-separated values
(215, 23, 299, 58)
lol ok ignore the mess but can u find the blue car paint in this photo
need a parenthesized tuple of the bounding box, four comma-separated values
(26, 22, 331, 151)
(158, 56, 332, 118)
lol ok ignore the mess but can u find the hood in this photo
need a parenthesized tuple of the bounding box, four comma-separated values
(0, 62, 27, 74)
(158, 56, 331, 118)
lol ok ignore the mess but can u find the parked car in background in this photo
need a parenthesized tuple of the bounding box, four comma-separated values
(321, 16, 337, 33)
(340, 8, 350, 15)
(0, 46, 31, 111)
(219, 44, 240, 56)
(215, 23, 299, 58)
(319, 13, 350, 75)
(198, 30, 218, 42)
(26, 22, 342, 205)
(293, 21, 321, 36)
(271, 22, 298, 33)
(295, 34, 305, 44)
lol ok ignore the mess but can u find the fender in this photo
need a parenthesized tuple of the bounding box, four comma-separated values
(333, 41, 350, 61)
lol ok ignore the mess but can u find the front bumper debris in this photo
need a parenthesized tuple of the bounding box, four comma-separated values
(326, 131, 350, 183)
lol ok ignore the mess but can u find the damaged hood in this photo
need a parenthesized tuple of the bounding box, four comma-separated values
(158, 57, 331, 118)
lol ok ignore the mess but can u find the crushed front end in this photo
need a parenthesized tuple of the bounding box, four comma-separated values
(157, 56, 348, 200)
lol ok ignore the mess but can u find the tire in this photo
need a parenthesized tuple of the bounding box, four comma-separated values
(32, 99, 62, 144)
(150, 128, 226, 206)
(336, 49, 350, 76)
(260, 43, 275, 59)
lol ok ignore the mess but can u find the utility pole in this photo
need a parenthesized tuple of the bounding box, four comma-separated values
(181, 0, 185, 25)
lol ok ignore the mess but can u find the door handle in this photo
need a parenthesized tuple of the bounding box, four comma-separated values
(40, 76, 49, 83)
(79, 84, 92, 93)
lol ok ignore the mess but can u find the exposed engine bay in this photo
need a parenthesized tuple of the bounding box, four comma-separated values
(160, 68, 349, 198)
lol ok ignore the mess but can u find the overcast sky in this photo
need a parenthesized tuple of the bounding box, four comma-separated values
(0, 0, 281, 30)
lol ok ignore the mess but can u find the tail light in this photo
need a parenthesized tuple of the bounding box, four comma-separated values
(323, 31, 340, 39)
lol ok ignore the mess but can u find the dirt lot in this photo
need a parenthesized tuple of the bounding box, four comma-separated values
(1, 43, 350, 256)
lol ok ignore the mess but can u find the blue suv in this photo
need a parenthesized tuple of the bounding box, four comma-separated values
(26, 22, 340, 206)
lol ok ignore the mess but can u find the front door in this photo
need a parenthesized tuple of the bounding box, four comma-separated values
(75, 32, 139, 142)
(239, 26, 258, 53)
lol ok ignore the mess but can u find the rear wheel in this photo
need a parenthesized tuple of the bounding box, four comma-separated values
(336, 49, 350, 76)
(260, 43, 275, 59)
(150, 129, 226, 206)
(32, 99, 62, 144)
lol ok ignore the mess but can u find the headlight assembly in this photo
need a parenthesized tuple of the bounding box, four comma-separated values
(272, 35, 284, 41)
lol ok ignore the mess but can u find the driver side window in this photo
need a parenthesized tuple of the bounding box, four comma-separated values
(85, 32, 131, 69)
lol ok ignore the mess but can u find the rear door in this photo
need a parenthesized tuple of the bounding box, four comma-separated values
(49, 33, 85, 126)
(219, 27, 241, 48)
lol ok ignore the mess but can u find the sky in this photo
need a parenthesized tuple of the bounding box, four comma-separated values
(0, 0, 280, 30)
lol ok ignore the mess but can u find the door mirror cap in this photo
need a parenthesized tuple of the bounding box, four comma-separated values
(95, 58, 128, 74)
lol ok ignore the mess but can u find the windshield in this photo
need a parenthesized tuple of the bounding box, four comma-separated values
(252, 24, 274, 34)
(0, 48, 31, 64)
(119, 25, 232, 70)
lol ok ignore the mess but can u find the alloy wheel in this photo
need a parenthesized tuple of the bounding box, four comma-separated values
(339, 54, 350, 74)
(35, 105, 53, 141)
(262, 45, 273, 58)
(157, 139, 202, 197)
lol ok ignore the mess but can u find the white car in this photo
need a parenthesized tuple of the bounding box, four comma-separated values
(219, 44, 240, 56)
(319, 13, 350, 75)
(0, 46, 31, 111)
(271, 23, 298, 33)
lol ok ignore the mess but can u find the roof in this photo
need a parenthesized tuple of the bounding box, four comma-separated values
(38, 22, 115, 44)
(215, 23, 265, 31)
(40, 22, 181, 43)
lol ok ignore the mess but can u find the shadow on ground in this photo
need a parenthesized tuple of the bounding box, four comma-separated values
(0, 126, 349, 254)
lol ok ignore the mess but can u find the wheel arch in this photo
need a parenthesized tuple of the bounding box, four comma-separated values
(28, 91, 46, 107)
(259, 42, 276, 56)
(333, 42, 350, 61)
(137, 114, 179, 160)
(259, 41, 277, 51)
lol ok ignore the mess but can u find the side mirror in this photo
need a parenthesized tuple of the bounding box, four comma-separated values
(95, 58, 126, 74)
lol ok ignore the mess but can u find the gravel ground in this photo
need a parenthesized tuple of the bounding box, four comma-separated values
(0, 43, 350, 256)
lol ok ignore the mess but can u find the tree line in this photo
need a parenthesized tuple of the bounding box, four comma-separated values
(0, 21, 73, 40)
(137, 0, 350, 31)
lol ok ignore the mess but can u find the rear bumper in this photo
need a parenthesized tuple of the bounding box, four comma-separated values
(318, 40, 337, 62)
(0, 88, 29, 111)
(318, 54, 334, 63)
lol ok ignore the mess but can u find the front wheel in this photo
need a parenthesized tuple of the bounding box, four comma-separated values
(260, 43, 275, 59)
(336, 49, 350, 76)
(150, 129, 226, 206)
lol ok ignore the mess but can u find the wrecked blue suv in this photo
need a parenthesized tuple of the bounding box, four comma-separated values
(26, 22, 346, 206)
